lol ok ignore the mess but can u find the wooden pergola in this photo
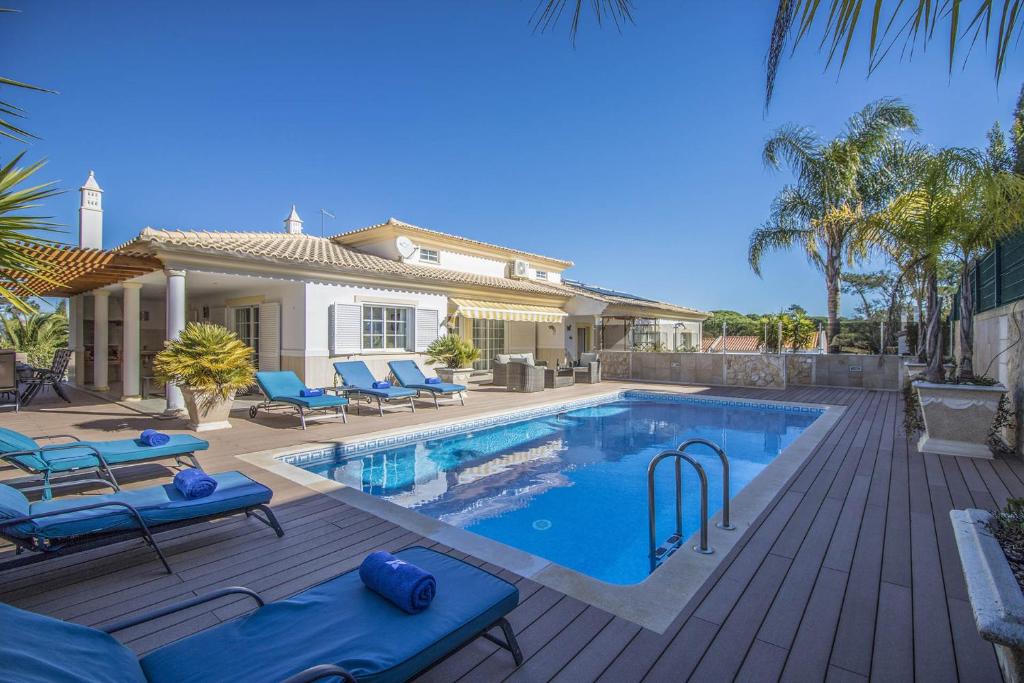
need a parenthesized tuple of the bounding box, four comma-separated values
(2, 244, 162, 298)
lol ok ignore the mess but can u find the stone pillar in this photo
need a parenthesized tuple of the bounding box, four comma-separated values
(164, 270, 186, 413)
(92, 290, 111, 391)
(68, 295, 85, 385)
(121, 282, 142, 400)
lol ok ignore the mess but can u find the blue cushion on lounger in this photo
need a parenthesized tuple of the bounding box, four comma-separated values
(388, 360, 466, 394)
(11, 471, 272, 540)
(0, 603, 147, 683)
(0, 432, 209, 474)
(0, 483, 30, 523)
(333, 361, 416, 398)
(138, 547, 519, 683)
(255, 371, 349, 410)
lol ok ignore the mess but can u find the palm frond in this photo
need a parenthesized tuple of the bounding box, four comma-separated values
(0, 10, 56, 142)
(748, 222, 817, 276)
(766, 1, 1024, 105)
(531, 0, 634, 42)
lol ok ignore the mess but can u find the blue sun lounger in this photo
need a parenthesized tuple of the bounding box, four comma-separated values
(0, 427, 209, 499)
(0, 471, 282, 574)
(333, 360, 417, 416)
(252, 371, 349, 430)
(388, 359, 467, 409)
(1, 546, 522, 683)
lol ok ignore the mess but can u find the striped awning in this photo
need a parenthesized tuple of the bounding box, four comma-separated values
(450, 298, 567, 323)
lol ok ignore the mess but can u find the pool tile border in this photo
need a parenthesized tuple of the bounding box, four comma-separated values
(280, 390, 825, 469)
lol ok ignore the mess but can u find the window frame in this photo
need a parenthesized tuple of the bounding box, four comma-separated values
(418, 248, 440, 264)
(361, 304, 412, 351)
(535, 270, 548, 280)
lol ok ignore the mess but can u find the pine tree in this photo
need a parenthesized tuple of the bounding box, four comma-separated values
(1013, 84, 1024, 174)
(987, 121, 1012, 172)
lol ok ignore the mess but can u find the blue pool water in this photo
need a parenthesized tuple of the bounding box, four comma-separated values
(288, 395, 821, 584)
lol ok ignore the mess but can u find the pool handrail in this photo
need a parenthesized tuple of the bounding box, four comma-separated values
(647, 449, 712, 573)
(676, 438, 735, 531)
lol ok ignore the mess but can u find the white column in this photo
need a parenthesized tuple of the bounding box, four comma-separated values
(121, 282, 142, 400)
(164, 269, 186, 413)
(92, 290, 111, 391)
(67, 295, 83, 384)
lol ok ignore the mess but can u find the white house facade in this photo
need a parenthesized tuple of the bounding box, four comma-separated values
(48, 173, 708, 410)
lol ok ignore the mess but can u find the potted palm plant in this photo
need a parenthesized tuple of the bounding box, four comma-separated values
(154, 322, 255, 431)
(879, 146, 1024, 458)
(425, 334, 480, 387)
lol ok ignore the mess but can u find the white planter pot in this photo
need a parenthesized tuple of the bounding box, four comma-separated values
(180, 387, 235, 432)
(914, 381, 1006, 459)
(951, 509, 1024, 683)
(904, 361, 926, 380)
(435, 367, 474, 388)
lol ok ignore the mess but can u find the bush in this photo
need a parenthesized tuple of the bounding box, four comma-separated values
(154, 323, 255, 400)
(425, 334, 480, 369)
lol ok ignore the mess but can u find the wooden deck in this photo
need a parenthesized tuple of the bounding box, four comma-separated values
(0, 382, 1010, 681)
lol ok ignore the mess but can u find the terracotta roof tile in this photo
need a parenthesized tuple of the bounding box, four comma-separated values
(116, 228, 568, 296)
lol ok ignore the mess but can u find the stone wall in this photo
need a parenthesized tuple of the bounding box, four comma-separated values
(598, 351, 901, 391)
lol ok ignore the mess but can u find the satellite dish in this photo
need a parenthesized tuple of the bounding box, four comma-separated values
(395, 235, 416, 258)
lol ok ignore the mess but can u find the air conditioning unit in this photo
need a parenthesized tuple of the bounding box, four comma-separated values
(512, 259, 530, 279)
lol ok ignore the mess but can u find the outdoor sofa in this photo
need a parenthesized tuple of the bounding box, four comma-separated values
(0, 546, 522, 683)
(492, 353, 547, 392)
(252, 371, 349, 430)
(0, 471, 282, 574)
(334, 360, 418, 416)
(0, 427, 209, 499)
(388, 359, 466, 408)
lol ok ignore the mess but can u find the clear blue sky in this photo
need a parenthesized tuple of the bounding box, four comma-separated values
(4, 2, 1022, 316)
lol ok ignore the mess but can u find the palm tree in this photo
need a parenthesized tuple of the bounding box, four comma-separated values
(748, 98, 917, 352)
(872, 148, 1024, 382)
(0, 153, 60, 312)
(0, 308, 67, 367)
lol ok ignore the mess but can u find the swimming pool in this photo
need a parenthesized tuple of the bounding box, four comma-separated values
(283, 391, 822, 585)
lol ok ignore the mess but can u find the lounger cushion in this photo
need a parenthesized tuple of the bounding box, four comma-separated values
(2, 433, 209, 473)
(388, 360, 464, 394)
(412, 381, 465, 393)
(272, 393, 350, 410)
(335, 360, 416, 399)
(343, 385, 417, 399)
(0, 603, 147, 683)
(6, 471, 272, 540)
(139, 547, 519, 683)
(0, 482, 30, 521)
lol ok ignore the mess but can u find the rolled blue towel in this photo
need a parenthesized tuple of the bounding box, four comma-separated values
(425, 377, 442, 385)
(359, 550, 436, 614)
(372, 381, 391, 389)
(173, 468, 218, 499)
(139, 429, 170, 447)
(300, 388, 324, 398)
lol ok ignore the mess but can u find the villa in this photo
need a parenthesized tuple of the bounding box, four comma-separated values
(47, 172, 707, 410)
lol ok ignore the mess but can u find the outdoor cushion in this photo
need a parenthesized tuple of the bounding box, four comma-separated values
(494, 354, 511, 364)
(0, 482, 30, 521)
(5, 471, 272, 540)
(138, 546, 519, 683)
(388, 360, 465, 393)
(334, 361, 417, 398)
(508, 353, 534, 365)
(0, 430, 208, 474)
(0, 603, 147, 683)
(272, 393, 350, 410)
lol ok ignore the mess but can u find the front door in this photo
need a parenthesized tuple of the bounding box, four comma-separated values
(576, 324, 591, 357)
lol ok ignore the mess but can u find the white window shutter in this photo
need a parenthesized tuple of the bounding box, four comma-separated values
(258, 302, 281, 372)
(329, 303, 362, 354)
(414, 308, 440, 352)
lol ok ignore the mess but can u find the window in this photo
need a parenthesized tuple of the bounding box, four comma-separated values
(362, 305, 410, 350)
(535, 271, 548, 280)
(471, 318, 505, 370)
(419, 248, 439, 264)
(231, 305, 260, 368)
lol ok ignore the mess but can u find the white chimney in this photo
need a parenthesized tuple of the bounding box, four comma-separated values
(79, 170, 103, 249)
(284, 205, 303, 234)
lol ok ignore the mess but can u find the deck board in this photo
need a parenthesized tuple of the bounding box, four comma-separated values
(0, 381, 1003, 681)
